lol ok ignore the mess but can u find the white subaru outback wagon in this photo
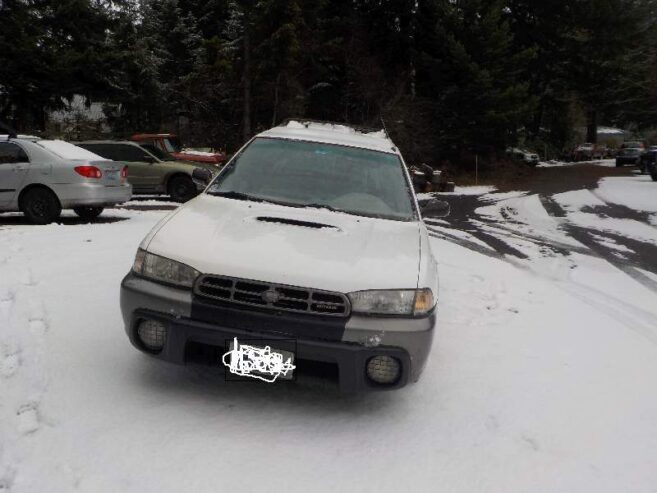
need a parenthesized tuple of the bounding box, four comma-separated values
(120, 120, 448, 391)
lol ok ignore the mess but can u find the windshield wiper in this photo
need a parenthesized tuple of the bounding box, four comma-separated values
(301, 203, 342, 213)
(207, 190, 266, 203)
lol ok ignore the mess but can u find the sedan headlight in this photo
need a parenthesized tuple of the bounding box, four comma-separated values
(132, 249, 200, 288)
(348, 289, 434, 316)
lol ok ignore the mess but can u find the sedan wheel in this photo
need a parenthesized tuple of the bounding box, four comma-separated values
(21, 188, 62, 225)
(73, 207, 104, 221)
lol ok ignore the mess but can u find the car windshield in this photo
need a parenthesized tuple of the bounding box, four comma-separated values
(140, 143, 175, 161)
(207, 137, 416, 221)
(164, 137, 183, 153)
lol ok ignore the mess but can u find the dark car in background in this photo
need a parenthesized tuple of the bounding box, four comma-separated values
(638, 146, 657, 174)
(641, 149, 657, 180)
(615, 147, 643, 167)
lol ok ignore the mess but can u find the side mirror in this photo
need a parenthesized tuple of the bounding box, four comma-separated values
(192, 167, 213, 185)
(421, 199, 450, 218)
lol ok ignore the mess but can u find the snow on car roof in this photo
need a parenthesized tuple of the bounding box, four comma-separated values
(36, 139, 107, 161)
(258, 120, 398, 154)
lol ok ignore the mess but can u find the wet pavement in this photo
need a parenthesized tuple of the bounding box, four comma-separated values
(425, 164, 657, 292)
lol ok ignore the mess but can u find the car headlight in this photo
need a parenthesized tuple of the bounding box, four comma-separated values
(132, 249, 200, 288)
(348, 289, 434, 316)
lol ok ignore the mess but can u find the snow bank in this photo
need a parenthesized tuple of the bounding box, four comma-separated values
(537, 159, 616, 168)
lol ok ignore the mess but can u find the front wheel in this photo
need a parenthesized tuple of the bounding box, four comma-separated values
(615, 160, 622, 167)
(168, 175, 197, 202)
(21, 187, 61, 224)
(651, 172, 657, 182)
(73, 207, 104, 220)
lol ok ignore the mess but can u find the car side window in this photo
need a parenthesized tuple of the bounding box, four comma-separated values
(116, 145, 153, 162)
(0, 142, 29, 165)
(77, 144, 115, 161)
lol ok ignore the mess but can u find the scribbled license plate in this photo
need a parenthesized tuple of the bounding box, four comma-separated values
(223, 338, 296, 382)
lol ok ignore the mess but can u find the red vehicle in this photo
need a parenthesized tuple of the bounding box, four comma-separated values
(130, 133, 226, 165)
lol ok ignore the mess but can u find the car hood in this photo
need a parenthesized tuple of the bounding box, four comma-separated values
(171, 160, 219, 172)
(145, 194, 421, 293)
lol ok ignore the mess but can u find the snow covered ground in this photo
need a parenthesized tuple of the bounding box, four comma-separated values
(537, 158, 616, 168)
(1, 173, 657, 492)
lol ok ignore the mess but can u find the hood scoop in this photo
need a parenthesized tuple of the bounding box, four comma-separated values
(256, 216, 339, 230)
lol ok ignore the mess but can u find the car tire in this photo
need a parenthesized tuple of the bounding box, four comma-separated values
(168, 175, 196, 202)
(651, 172, 657, 182)
(615, 161, 622, 167)
(73, 207, 104, 221)
(21, 187, 62, 225)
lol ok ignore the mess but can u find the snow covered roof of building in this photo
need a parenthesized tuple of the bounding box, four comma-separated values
(257, 120, 397, 154)
(598, 126, 626, 135)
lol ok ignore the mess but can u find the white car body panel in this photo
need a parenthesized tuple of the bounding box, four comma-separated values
(145, 194, 422, 293)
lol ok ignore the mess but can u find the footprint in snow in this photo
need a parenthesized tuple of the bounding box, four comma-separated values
(16, 403, 40, 435)
(29, 319, 48, 336)
(21, 269, 37, 287)
(0, 468, 15, 491)
(28, 300, 48, 335)
(0, 289, 15, 323)
(0, 345, 21, 378)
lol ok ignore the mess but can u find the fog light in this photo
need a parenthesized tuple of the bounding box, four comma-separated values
(137, 319, 167, 352)
(366, 355, 401, 385)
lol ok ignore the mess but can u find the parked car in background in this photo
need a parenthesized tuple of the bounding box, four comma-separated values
(573, 143, 607, 161)
(130, 133, 226, 166)
(621, 140, 646, 151)
(638, 146, 657, 174)
(77, 141, 218, 202)
(0, 137, 131, 223)
(121, 120, 448, 392)
(506, 147, 540, 166)
(615, 147, 643, 167)
(647, 155, 657, 181)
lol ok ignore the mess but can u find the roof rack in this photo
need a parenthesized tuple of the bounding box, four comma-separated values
(278, 118, 387, 138)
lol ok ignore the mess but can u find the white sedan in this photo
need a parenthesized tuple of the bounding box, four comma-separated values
(0, 137, 132, 223)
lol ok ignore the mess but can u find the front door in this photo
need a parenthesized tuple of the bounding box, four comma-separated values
(0, 142, 30, 208)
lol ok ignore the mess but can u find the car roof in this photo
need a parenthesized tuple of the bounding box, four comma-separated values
(131, 133, 176, 139)
(78, 140, 143, 146)
(257, 120, 398, 154)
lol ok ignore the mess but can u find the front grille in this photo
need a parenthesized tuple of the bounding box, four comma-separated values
(194, 275, 350, 317)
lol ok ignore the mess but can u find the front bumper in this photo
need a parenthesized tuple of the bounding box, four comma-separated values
(55, 182, 132, 208)
(120, 273, 435, 392)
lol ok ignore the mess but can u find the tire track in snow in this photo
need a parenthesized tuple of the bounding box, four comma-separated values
(429, 191, 657, 346)
(538, 195, 657, 295)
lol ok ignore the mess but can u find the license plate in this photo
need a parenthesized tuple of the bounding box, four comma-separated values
(105, 170, 120, 181)
(224, 339, 295, 382)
